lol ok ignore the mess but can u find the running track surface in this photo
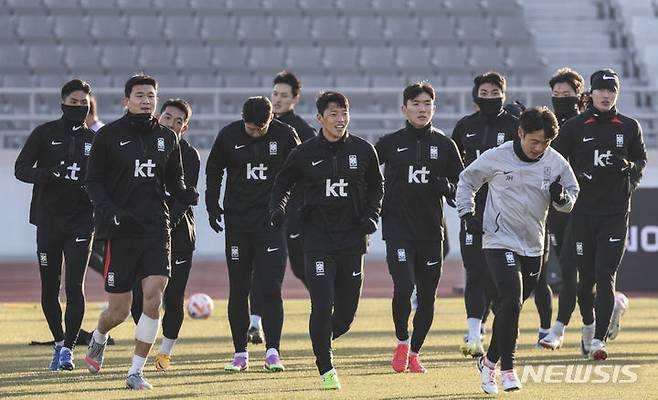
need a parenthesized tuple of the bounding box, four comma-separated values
(0, 260, 465, 302)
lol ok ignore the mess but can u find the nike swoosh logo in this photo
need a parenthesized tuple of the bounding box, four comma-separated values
(52, 172, 61, 177)
(582, 137, 595, 142)
(582, 173, 593, 180)
(113, 216, 120, 226)
(266, 247, 279, 252)
(609, 238, 621, 242)
(75, 237, 87, 242)
(503, 170, 513, 175)
(311, 160, 324, 166)
(602, 75, 616, 80)
(175, 259, 187, 265)
(51, 141, 62, 145)
(72, 126, 82, 131)
(352, 271, 362, 276)
(234, 144, 246, 150)
(426, 261, 439, 266)
(466, 133, 476, 137)
(530, 271, 540, 277)
(120, 141, 131, 146)
(396, 147, 408, 152)
(289, 233, 300, 239)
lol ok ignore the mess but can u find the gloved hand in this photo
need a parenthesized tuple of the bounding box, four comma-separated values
(208, 207, 224, 233)
(269, 207, 285, 230)
(608, 154, 635, 174)
(112, 209, 139, 227)
(435, 176, 456, 198)
(360, 216, 378, 235)
(179, 187, 199, 206)
(549, 176, 567, 205)
(462, 212, 483, 234)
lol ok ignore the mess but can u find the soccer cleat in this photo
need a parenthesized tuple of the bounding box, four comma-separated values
(154, 353, 171, 372)
(391, 343, 409, 373)
(460, 337, 485, 358)
(126, 372, 153, 390)
(535, 331, 549, 348)
(247, 326, 263, 345)
(501, 369, 522, 392)
(589, 339, 608, 361)
(264, 353, 285, 372)
(581, 324, 595, 356)
(84, 336, 106, 374)
(320, 369, 341, 390)
(59, 347, 75, 371)
(224, 355, 248, 372)
(539, 331, 564, 350)
(408, 355, 427, 373)
(608, 293, 629, 340)
(49, 344, 62, 371)
(478, 356, 498, 395)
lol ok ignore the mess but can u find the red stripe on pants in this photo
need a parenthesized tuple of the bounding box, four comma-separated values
(103, 240, 111, 280)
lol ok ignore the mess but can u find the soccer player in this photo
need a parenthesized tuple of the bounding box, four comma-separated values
(456, 107, 579, 394)
(85, 94, 105, 132)
(269, 91, 384, 390)
(538, 67, 586, 349)
(451, 71, 519, 357)
(375, 82, 463, 373)
(130, 98, 200, 371)
(206, 96, 300, 372)
(247, 71, 317, 345)
(552, 69, 646, 359)
(15, 79, 96, 371)
(83, 74, 198, 390)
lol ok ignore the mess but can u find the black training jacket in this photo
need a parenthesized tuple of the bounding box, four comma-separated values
(376, 122, 464, 241)
(205, 119, 300, 232)
(276, 110, 317, 232)
(552, 106, 647, 216)
(85, 113, 186, 239)
(15, 118, 95, 232)
(452, 110, 518, 219)
(168, 138, 200, 254)
(270, 131, 384, 254)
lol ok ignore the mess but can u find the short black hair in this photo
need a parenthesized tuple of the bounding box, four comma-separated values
(160, 98, 193, 124)
(124, 73, 158, 97)
(61, 79, 91, 101)
(519, 106, 559, 140)
(273, 70, 302, 97)
(316, 91, 349, 115)
(403, 81, 435, 105)
(549, 67, 585, 94)
(242, 96, 272, 127)
(472, 71, 507, 101)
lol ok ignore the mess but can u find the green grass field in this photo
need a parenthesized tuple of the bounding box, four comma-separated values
(1, 298, 656, 399)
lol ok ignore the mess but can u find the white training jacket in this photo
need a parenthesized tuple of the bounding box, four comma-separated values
(456, 141, 579, 257)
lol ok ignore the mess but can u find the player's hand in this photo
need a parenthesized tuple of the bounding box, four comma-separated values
(549, 176, 567, 205)
(435, 176, 456, 198)
(608, 154, 635, 174)
(179, 187, 199, 206)
(462, 212, 483, 234)
(269, 207, 285, 229)
(208, 207, 224, 233)
(359, 216, 378, 235)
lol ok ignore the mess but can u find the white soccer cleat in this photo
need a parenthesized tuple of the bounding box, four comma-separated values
(589, 339, 608, 361)
(581, 324, 595, 356)
(477, 356, 498, 395)
(501, 369, 522, 392)
(539, 331, 564, 350)
(608, 292, 629, 341)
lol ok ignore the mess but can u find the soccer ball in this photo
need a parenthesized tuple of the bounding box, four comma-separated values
(186, 293, 214, 319)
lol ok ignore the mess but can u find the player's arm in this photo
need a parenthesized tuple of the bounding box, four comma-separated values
(442, 138, 465, 205)
(269, 146, 302, 213)
(451, 121, 466, 162)
(627, 120, 647, 188)
(363, 143, 384, 222)
(373, 135, 386, 165)
(553, 159, 580, 213)
(455, 151, 495, 217)
(15, 127, 60, 183)
(167, 147, 201, 228)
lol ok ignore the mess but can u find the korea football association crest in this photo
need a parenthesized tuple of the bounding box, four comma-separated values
(430, 145, 438, 160)
(231, 246, 239, 261)
(348, 154, 358, 169)
(84, 142, 92, 156)
(542, 167, 552, 190)
(157, 137, 165, 152)
(616, 134, 624, 148)
(497, 132, 505, 146)
(269, 141, 278, 155)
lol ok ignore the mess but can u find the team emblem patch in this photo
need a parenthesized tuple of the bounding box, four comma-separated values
(349, 154, 358, 169)
(231, 246, 239, 260)
(465, 233, 473, 246)
(616, 134, 624, 148)
(157, 137, 165, 152)
(315, 261, 325, 276)
(84, 142, 92, 156)
(505, 251, 516, 266)
(576, 242, 584, 256)
(430, 145, 438, 159)
(269, 141, 278, 155)
(107, 272, 115, 287)
(397, 249, 406, 262)
(39, 252, 48, 267)
(497, 132, 505, 145)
